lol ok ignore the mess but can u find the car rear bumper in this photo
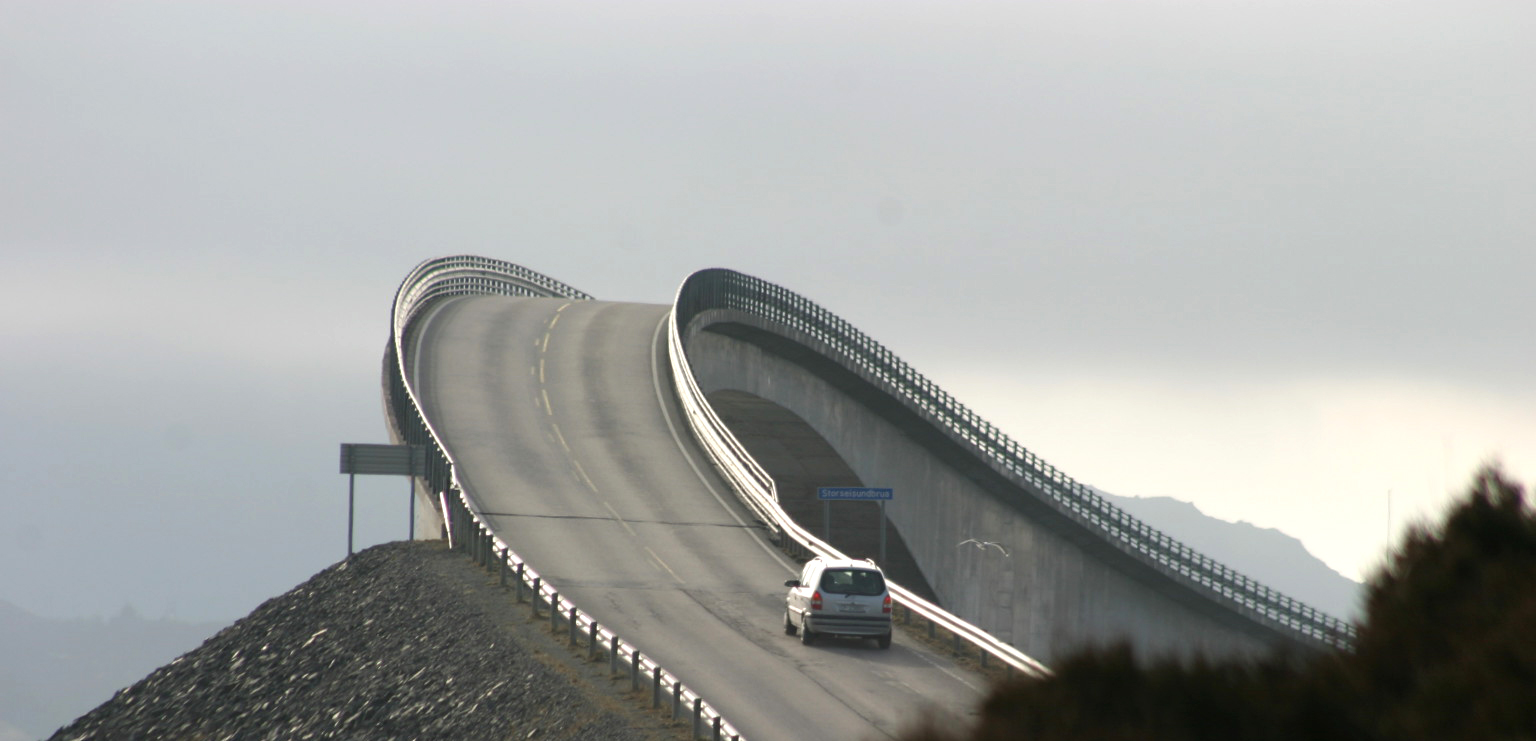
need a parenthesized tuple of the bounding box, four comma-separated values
(804, 613, 892, 637)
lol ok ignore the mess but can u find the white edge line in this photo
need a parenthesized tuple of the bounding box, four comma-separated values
(649, 311, 801, 576)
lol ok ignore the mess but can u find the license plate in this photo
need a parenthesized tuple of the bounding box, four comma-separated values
(838, 605, 865, 613)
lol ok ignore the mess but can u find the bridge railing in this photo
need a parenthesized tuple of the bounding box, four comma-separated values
(667, 281, 1055, 679)
(671, 268, 1354, 652)
(385, 256, 745, 741)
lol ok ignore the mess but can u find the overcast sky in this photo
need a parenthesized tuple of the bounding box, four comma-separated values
(3, 1, 1531, 622)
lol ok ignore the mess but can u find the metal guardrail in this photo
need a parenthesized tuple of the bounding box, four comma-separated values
(383, 254, 1349, 741)
(385, 256, 744, 741)
(666, 279, 1055, 679)
(671, 268, 1355, 652)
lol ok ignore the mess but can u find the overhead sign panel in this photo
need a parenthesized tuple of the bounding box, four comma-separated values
(817, 486, 893, 501)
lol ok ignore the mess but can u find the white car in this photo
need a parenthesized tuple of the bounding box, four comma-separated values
(783, 557, 893, 648)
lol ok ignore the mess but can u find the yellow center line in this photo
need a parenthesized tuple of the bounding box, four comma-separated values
(540, 301, 656, 578)
(571, 459, 599, 493)
(601, 501, 638, 537)
(645, 547, 685, 584)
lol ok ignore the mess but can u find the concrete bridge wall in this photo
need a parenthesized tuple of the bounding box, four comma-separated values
(685, 324, 1292, 665)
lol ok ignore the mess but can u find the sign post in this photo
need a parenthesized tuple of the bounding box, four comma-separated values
(816, 487, 894, 565)
(339, 443, 429, 556)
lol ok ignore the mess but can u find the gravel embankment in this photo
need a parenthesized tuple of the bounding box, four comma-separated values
(49, 541, 686, 741)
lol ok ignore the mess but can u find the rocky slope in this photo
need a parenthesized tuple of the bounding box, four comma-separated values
(48, 541, 684, 741)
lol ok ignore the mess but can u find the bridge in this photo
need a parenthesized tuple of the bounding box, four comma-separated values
(382, 256, 1352, 741)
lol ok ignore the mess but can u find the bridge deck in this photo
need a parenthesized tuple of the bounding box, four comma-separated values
(409, 295, 982, 741)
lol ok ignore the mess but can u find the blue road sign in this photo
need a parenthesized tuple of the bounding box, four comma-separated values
(817, 487, 893, 501)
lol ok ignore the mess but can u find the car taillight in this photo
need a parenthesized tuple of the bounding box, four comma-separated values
(811, 590, 823, 611)
(882, 595, 892, 614)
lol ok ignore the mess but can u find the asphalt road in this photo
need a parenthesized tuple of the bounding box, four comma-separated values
(408, 295, 982, 741)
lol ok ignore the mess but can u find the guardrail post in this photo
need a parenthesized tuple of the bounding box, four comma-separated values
(652, 667, 662, 709)
(713, 716, 722, 741)
(632, 649, 641, 692)
(610, 635, 619, 675)
(589, 621, 599, 660)
(498, 548, 507, 587)
(568, 607, 578, 646)
(531, 578, 541, 615)
(515, 563, 525, 602)
(693, 698, 702, 738)
(550, 592, 560, 632)
(672, 680, 681, 721)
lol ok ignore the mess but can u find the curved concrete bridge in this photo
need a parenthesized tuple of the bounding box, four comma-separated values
(383, 256, 1351, 740)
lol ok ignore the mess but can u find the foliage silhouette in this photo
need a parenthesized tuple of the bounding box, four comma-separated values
(900, 466, 1536, 741)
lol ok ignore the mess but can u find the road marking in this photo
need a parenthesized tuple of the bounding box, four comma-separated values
(907, 644, 984, 691)
(601, 501, 639, 537)
(551, 422, 570, 452)
(645, 546, 685, 583)
(541, 388, 553, 416)
(571, 458, 600, 493)
(648, 312, 801, 575)
(539, 357, 545, 384)
(540, 302, 570, 354)
(407, 298, 453, 391)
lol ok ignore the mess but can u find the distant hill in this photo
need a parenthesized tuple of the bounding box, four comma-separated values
(0, 601, 225, 740)
(1097, 490, 1363, 621)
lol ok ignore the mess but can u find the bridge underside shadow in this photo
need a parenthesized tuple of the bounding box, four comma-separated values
(707, 390, 939, 604)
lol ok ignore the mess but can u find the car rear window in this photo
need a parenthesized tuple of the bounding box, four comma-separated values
(819, 568, 885, 596)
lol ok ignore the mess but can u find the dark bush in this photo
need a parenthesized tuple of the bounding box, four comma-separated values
(902, 466, 1536, 741)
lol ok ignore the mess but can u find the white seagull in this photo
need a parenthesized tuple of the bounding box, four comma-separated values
(957, 538, 1010, 557)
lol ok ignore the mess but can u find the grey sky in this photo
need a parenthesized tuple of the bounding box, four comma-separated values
(3, 1, 1531, 620)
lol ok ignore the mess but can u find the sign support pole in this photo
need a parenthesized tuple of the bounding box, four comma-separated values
(347, 472, 356, 556)
(340, 443, 430, 555)
(816, 487, 894, 563)
(879, 500, 887, 566)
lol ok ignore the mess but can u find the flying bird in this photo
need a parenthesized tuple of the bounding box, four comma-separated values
(957, 538, 1010, 557)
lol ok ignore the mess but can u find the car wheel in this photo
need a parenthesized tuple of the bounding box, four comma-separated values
(783, 611, 797, 636)
(876, 632, 892, 650)
(799, 622, 817, 646)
